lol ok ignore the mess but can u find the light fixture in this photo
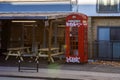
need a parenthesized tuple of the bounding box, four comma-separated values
(11, 20, 36, 23)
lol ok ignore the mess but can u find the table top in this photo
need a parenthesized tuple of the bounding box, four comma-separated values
(22, 54, 37, 57)
(7, 47, 30, 51)
(38, 48, 59, 52)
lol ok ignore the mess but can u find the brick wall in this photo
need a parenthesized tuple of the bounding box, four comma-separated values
(92, 17, 120, 41)
(87, 17, 120, 59)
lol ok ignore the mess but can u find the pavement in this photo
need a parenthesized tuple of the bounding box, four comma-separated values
(0, 55, 120, 80)
(0, 66, 120, 80)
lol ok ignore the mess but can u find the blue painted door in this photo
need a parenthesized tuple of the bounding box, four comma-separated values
(113, 42, 120, 58)
(98, 28, 112, 58)
(111, 28, 120, 59)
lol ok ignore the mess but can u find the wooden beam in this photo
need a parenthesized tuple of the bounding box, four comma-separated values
(48, 20, 52, 62)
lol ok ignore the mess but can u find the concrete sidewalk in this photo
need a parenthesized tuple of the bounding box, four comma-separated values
(0, 56, 120, 80)
(0, 66, 120, 80)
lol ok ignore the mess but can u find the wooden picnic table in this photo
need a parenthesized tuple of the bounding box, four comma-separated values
(5, 47, 30, 61)
(36, 47, 63, 63)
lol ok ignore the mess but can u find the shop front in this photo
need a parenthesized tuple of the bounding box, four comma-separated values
(0, 0, 88, 63)
(0, 0, 72, 57)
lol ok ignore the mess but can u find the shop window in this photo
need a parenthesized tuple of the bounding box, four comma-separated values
(98, 27, 110, 41)
(97, 0, 118, 13)
(98, 27, 120, 41)
(98, 27, 120, 59)
(110, 28, 120, 41)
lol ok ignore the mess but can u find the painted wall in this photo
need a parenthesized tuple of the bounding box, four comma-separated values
(0, 2, 72, 12)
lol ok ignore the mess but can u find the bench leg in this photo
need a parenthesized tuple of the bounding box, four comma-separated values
(35, 56, 39, 61)
(5, 55, 9, 60)
(5, 51, 11, 60)
(50, 57, 54, 63)
(17, 51, 23, 61)
(59, 57, 62, 60)
(19, 56, 23, 61)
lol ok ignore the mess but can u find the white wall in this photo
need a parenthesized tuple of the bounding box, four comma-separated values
(77, 0, 120, 16)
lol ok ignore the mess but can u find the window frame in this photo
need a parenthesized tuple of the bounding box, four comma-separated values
(97, 0, 119, 13)
(98, 26, 120, 41)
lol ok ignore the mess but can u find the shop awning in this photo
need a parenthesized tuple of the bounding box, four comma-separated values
(0, 12, 70, 19)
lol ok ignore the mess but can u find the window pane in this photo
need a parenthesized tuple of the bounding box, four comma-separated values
(98, 28, 110, 41)
(111, 28, 120, 41)
(97, 0, 118, 13)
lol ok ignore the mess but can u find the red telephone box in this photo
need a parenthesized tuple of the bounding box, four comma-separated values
(65, 13, 88, 63)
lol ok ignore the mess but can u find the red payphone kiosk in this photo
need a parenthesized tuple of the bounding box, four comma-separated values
(65, 13, 88, 63)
